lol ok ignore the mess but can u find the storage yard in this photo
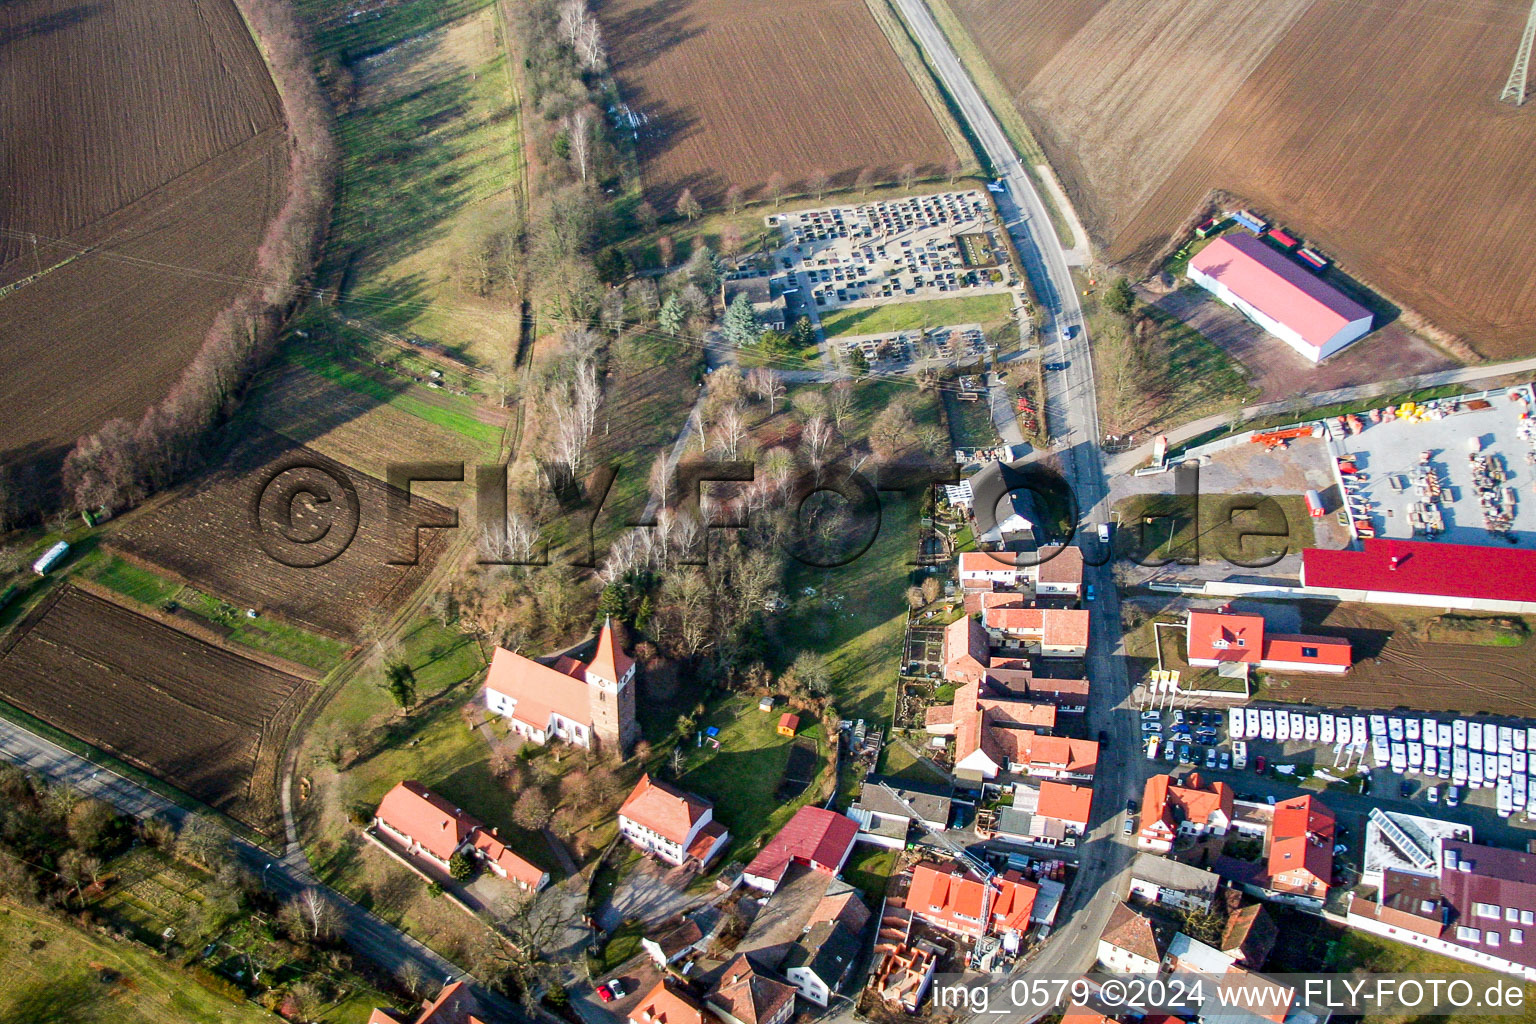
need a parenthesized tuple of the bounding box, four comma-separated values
(945, 0, 1536, 357)
(1323, 385, 1536, 545)
(597, 0, 957, 206)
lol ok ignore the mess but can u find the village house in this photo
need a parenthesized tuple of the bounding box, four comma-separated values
(372, 781, 547, 891)
(1137, 773, 1234, 854)
(705, 954, 797, 1024)
(1034, 545, 1085, 600)
(618, 774, 730, 869)
(1128, 852, 1221, 912)
(642, 918, 708, 967)
(369, 981, 491, 1024)
(984, 606, 1091, 658)
(1266, 794, 1335, 904)
(1096, 903, 1171, 975)
(742, 805, 859, 893)
(849, 774, 952, 845)
(738, 864, 870, 969)
(1035, 781, 1094, 835)
(782, 919, 862, 1006)
(903, 861, 1040, 944)
(957, 550, 1026, 590)
(1185, 611, 1351, 677)
(482, 617, 639, 754)
(629, 979, 716, 1024)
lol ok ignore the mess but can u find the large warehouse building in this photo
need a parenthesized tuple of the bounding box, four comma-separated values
(1188, 234, 1373, 362)
(1301, 539, 1536, 613)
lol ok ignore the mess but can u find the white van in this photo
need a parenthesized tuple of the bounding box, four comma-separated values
(1260, 709, 1276, 740)
(1232, 741, 1248, 770)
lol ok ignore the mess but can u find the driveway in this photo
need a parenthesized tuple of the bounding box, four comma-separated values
(596, 857, 702, 931)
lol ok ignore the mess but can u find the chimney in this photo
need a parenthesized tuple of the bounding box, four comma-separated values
(1389, 556, 1400, 571)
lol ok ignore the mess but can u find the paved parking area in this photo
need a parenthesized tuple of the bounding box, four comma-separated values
(1325, 383, 1536, 544)
(770, 190, 1011, 311)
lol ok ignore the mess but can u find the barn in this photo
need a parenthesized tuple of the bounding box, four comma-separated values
(1187, 234, 1372, 362)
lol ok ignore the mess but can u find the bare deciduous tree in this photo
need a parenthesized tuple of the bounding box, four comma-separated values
(746, 366, 785, 415)
(565, 106, 594, 182)
(766, 172, 787, 207)
(807, 168, 830, 200)
(724, 183, 744, 215)
(899, 162, 918, 190)
(855, 166, 875, 195)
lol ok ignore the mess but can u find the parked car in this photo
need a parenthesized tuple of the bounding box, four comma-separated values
(606, 981, 626, 1001)
(1142, 720, 1162, 733)
(1123, 817, 1135, 835)
(597, 985, 615, 1003)
(1205, 748, 1218, 769)
(1254, 755, 1267, 774)
(1126, 798, 1138, 813)
(1427, 785, 1439, 805)
(1446, 786, 1460, 807)
(1219, 751, 1231, 771)
(1164, 743, 1177, 763)
(1141, 710, 1162, 721)
(1099, 730, 1110, 746)
(1044, 361, 1070, 371)
(1400, 780, 1415, 799)
(1086, 584, 1096, 602)
(1178, 743, 1193, 765)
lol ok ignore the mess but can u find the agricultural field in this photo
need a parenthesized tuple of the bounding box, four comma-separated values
(0, 586, 313, 833)
(250, 344, 508, 482)
(946, 0, 1536, 358)
(299, 0, 524, 369)
(0, 0, 285, 467)
(110, 429, 449, 640)
(597, 0, 958, 206)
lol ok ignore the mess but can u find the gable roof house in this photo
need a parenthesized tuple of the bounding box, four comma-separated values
(1186, 611, 1351, 677)
(368, 981, 492, 1024)
(706, 954, 797, 1024)
(372, 781, 547, 891)
(957, 550, 1026, 590)
(1096, 902, 1171, 975)
(1034, 545, 1085, 598)
(1035, 781, 1094, 834)
(1265, 795, 1334, 905)
(943, 616, 991, 684)
(1128, 851, 1222, 913)
(483, 618, 639, 753)
(850, 775, 953, 839)
(968, 461, 1040, 546)
(985, 606, 1091, 658)
(743, 806, 859, 893)
(1219, 896, 1279, 968)
(642, 919, 708, 967)
(782, 920, 862, 1007)
(629, 979, 717, 1024)
(618, 774, 730, 869)
(905, 861, 993, 939)
(738, 864, 870, 969)
(1138, 773, 1234, 854)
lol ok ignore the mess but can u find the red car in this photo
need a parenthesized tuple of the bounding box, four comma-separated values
(596, 985, 614, 1003)
(1254, 755, 1267, 774)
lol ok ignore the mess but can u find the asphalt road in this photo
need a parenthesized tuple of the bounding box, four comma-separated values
(891, 0, 1149, 985)
(0, 717, 526, 1019)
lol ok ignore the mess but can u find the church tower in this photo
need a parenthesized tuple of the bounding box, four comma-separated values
(586, 617, 638, 754)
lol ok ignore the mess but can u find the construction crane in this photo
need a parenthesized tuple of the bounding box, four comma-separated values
(877, 781, 996, 883)
(1500, 0, 1536, 105)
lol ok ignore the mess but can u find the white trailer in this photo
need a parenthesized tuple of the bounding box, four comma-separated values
(1405, 718, 1421, 742)
(1276, 712, 1290, 742)
(1230, 710, 1246, 741)
(1517, 729, 1528, 752)
(1485, 752, 1500, 783)
(1304, 716, 1320, 743)
(31, 540, 69, 577)
(1260, 709, 1276, 740)
(1391, 744, 1408, 774)
(1424, 747, 1437, 777)
(1515, 772, 1528, 810)
(1437, 722, 1453, 749)
(1516, 750, 1528, 776)
(1353, 716, 1369, 748)
(1499, 726, 1515, 755)
(1454, 719, 1468, 748)
(1453, 747, 1469, 787)
(1373, 738, 1391, 769)
(1439, 752, 1451, 780)
(1470, 754, 1485, 789)
(1500, 752, 1513, 779)
(1388, 717, 1405, 742)
(1233, 741, 1248, 770)
(1528, 726, 1536, 752)
(1147, 738, 1160, 761)
(1469, 722, 1483, 751)
(1498, 778, 1514, 818)
(1321, 715, 1336, 745)
(1370, 715, 1388, 741)
(1290, 711, 1305, 739)
(1245, 708, 1260, 737)
(1422, 718, 1438, 745)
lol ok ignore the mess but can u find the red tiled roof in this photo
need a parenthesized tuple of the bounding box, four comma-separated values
(1268, 795, 1334, 896)
(958, 551, 1021, 574)
(777, 712, 799, 733)
(688, 821, 728, 864)
(1188, 234, 1370, 348)
(375, 781, 476, 863)
(1035, 545, 1084, 586)
(709, 955, 796, 1024)
(944, 617, 990, 683)
(1186, 611, 1264, 664)
(1061, 1004, 1115, 1024)
(1263, 634, 1352, 668)
(589, 617, 635, 685)
(985, 607, 1089, 648)
(620, 774, 713, 846)
(908, 862, 990, 933)
(1036, 781, 1093, 827)
(993, 730, 1098, 775)
(812, 888, 871, 935)
(976, 698, 1056, 729)
(1303, 538, 1536, 606)
(743, 806, 858, 887)
(483, 646, 593, 729)
(1100, 902, 1164, 961)
(991, 870, 1038, 933)
(470, 830, 546, 890)
(630, 980, 714, 1024)
(374, 980, 488, 1024)
(1141, 773, 1233, 837)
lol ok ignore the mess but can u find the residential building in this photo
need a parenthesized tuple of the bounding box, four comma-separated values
(642, 919, 707, 967)
(618, 773, 730, 869)
(1266, 795, 1334, 904)
(966, 461, 1039, 546)
(1185, 611, 1351, 676)
(1036, 781, 1093, 835)
(980, 799, 1068, 849)
(990, 870, 1040, 948)
(1096, 902, 1170, 974)
(926, 676, 1058, 781)
(629, 979, 716, 1024)
(738, 865, 869, 968)
(1128, 852, 1222, 912)
(942, 616, 990, 684)
(1168, 931, 1238, 976)
(1034, 545, 1085, 599)
(1219, 896, 1279, 968)
(706, 954, 797, 1024)
(957, 550, 1025, 590)
(372, 781, 547, 891)
(1302, 538, 1536, 615)
(850, 774, 952, 838)
(743, 806, 859, 893)
(782, 920, 862, 1006)
(1138, 773, 1234, 854)
(1186, 233, 1372, 361)
(985, 606, 1091, 658)
(995, 730, 1099, 782)
(721, 274, 788, 333)
(368, 981, 491, 1024)
(482, 617, 638, 753)
(871, 942, 938, 1012)
(1346, 840, 1536, 981)
(1026, 676, 1090, 714)
(905, 861, 992, 939)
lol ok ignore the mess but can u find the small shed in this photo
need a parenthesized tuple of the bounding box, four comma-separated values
(777, 713, 800, 738)
(759, 696, 776, 712)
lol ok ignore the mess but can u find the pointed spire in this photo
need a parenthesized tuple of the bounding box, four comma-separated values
(589, 615, 635, 686)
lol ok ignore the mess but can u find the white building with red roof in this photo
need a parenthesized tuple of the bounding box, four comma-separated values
(985, 606, 1090, 658)
(369, 980, 491, 1024)
(483, 617, 638, 754)
(372, 781, 547, 891)
(742, 806, 859, 893)
(618, 773, 730, 868)
(1186, 610, 1351, 675)
(1187, 233, 1373, 361)
(1302, 538, 1536, 614)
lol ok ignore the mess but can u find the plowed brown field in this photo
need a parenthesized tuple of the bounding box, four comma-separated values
(596, 0, 955, 205)
(110, 430, 450, 640)
(949, 0, 1536, 357)
(0, 586, 312, 832)
(0, 0, 285, 466)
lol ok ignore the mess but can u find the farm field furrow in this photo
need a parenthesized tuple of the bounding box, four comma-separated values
(597, 0, 957, 205)
(110, 429, 450, 640)
(949, 0, 1536, 358)
(0, 587, 312, 832)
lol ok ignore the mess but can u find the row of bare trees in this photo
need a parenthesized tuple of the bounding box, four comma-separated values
(61, 0, 339, 515)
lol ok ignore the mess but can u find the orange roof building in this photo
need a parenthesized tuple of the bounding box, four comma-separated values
(943, 616, 990, 683)
(776, 713, 799, 737)
(906, 861, 992, 939)
(1187, 611, 1350, 675)
(629, 980, 716, 1024)
(368, 980, 490, 1024)
(984, 606, 1090, 656)
(483, 617, 639, 753)
(957, 551, 1026, 589)
(1034, 545, 1084, 597)
(926, 677, 1059, 781)
(1137, 773, 1234, 854)
(706, 954, 797, 1024)
(618, 774, 730, 869)
(990, 870, 1040, 939)
(373, 781, 547, 891)
(1036, 781, 1094, 830)
(1267, 794, 1334, 901)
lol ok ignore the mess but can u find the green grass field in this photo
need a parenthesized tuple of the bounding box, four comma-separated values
(0, 903, 277, 1024)
(282, 349, 502, 447)
(1112, 492, 1315, 566)
(819, 293, 1012, 339)
(841, 846, 898, 904)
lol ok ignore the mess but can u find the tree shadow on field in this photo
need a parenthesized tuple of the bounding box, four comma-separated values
(0, 4, 100, 50)
(593, 0, 703, 75)
(0, 970, 105, 1024)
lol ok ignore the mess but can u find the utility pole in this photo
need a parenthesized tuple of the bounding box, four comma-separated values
(1499, 0, 1536, 105)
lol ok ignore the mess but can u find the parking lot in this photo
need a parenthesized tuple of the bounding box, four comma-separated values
(1324, 383, 1536, 544)
(1136, 702, 1536, 850)
(769, 190, 1012, 312)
